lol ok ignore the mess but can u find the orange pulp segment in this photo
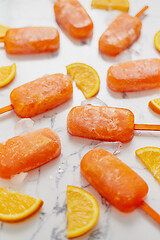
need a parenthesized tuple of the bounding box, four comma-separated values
(149, 98, 160, 114)
(66, 185, 99, 239)
(154, 31, 160, 52)
(66, 63, 100, 99)
(136, 147, 160, 183)
(0, 187, 43, 223)
(91, 0, 129, 12)
(0, 63, 16, 87)
(0, 25, 9, 41)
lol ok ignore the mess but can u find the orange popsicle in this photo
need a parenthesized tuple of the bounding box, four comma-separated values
(67, 105, 134, 143)
(99, 6, 148, 56)
(80, 148, 160, 224)
(107, 58, 160, 92)
(54, 0, 93, 40)
(0, 128, 61, 179)
(67, 105, 160, 143)
(81, 148, 148, 212)
(3, 27, 59, 54)
(0, 73, 73, 118)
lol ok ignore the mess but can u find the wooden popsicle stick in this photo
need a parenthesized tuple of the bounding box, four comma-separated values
(135, 6, 149, 18)
(134, 124, 160, 131)
(0, 105, 13, 114)
(140, 201, 160, 225)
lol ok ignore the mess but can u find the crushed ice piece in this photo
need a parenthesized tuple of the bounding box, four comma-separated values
(15, 118, 34, 135)
(130, 41, 142, 56)
(117, 50, 132, 63)
(81, 97, 108, 107)
(134, 130, 160, 138)
(10, 172, 28, 185)
(134, 130, 142, 136)
(58, 166, 64, 173)
(95, 141, 123, 155)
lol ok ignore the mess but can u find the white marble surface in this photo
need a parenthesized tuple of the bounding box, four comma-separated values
(0, 0, 160, 239)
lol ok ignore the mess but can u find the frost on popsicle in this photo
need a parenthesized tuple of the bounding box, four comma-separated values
(4, 27, 60, 54)
(80, 148, 148, 212)
(67, 105, 134, 143)
(136, 147, 160, 183)
(99, 6, 149, 57)
(0, 128, 61, 178)
(54, 0, 93, 40)
(107, 59, 160, 92)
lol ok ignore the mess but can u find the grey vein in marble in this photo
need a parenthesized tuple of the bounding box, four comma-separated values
(52, 197, 66, 216)
(88, 197, 111, 240)
(122, 92, 128, 99)
(55, 155, 68, 188)
(50, 227, 66, 240)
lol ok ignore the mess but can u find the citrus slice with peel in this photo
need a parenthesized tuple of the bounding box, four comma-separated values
(0, 25, 9, 42)
(66, 63, 100, 99)
(0, 63, 16, 87)
(0, 188, 43, 223)
(148, 98, 160, 115)
(135, 147, 160, 183)
(91, 0, 129, 12)
(66, 185, 99, 239)
(154, 31, 160, 52)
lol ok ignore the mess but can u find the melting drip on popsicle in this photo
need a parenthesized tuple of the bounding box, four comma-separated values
(99, 6, 148, 56)
(0, 27, 60, 54)
(67, 105, 160, 143)
(80, 148, 160, 225)
(0, 73, 73, 118)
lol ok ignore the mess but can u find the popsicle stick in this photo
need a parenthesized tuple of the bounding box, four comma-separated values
(134, 124, 160, 131)
(140, 201, 160, 225)
(0, 105, 13, 114)
(135, 6, 149, 18)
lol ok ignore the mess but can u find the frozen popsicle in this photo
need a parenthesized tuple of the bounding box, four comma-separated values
(80, 148, 160, 224)
(0, 73, 73, 118)
(0, 27, 60, 54)
(99, 6, 148, 56)
(67, 105, 160, 143)
(107, 58, 160, 92)
(0, 128, 61, 179)
(54, 0, 93, 40)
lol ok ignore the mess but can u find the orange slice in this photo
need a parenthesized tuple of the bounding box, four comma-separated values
(148, 98, 160, 115)
(91, 0, 129, 12)
(66, 63, 100, 99)
(66, 185, 99, 239)
(0, 63, 16, 87)
(154, 31, 160, 52)
(135, 147, 160, 183)
(0, 187, 43, 223)
(0, 25, 9, 42)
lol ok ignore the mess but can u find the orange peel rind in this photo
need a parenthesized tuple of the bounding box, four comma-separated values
(66, 63, 100, 99)
(136, 147, 160, 183)
(0, 187, 43, 223)
(0, 63, 16, 87)
(154, 31, 160, 52)
(67, 185, 99, 239)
